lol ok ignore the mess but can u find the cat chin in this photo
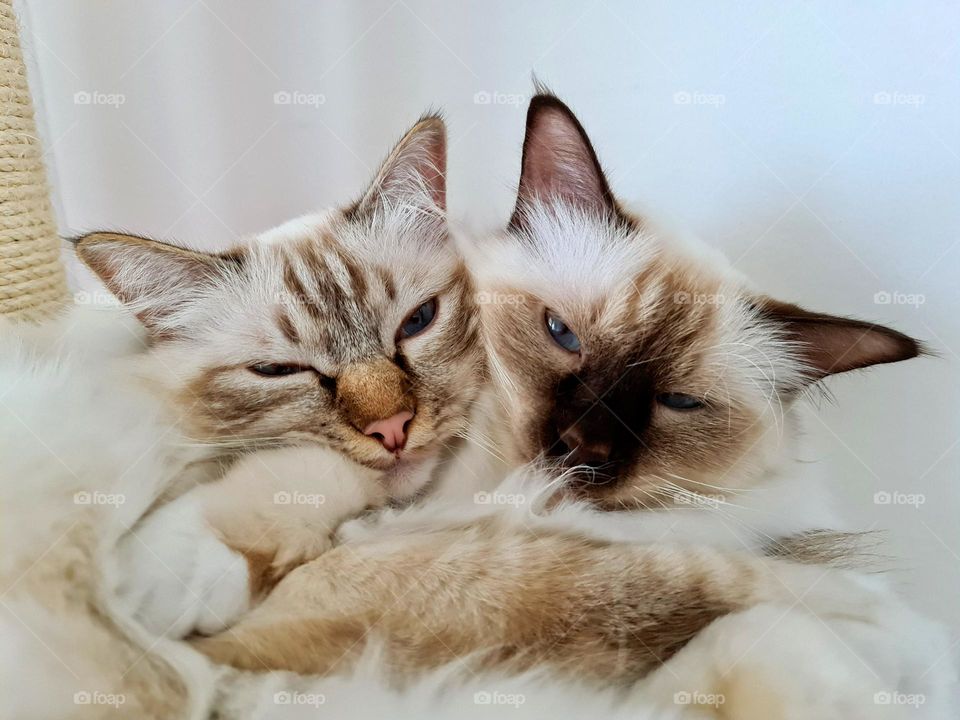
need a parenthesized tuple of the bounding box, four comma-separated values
(377, 453, 441, 502)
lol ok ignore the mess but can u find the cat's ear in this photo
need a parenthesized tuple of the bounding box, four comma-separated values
(74, 232, 242, 335)
(350, 114, 446, 217)
(510, 93, 618, 228)
(758, 298, 922, 384)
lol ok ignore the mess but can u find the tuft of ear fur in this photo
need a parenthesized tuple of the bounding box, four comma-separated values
(349, 113, 446, 217)
(510, 93, 620, 229)
(757, 298, 922, 383)
(74, 232, 243, 336)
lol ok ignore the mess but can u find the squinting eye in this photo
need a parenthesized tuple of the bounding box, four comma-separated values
(398, 298, 437, 339)
(656, 392, 704, 410)
(545, 311, 581, 353)
(249, 363, 309, 377)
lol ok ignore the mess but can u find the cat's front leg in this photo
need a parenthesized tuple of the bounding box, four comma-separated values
(114, 445, 385, 638)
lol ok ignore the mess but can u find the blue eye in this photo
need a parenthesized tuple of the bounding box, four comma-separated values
(656, 393, 704, 410)
(398, 298, 437, 339)
(545, 311, 581, 353)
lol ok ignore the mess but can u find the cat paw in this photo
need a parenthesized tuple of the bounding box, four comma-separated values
(114, 493, 251, 638)
(649, 605, 914, 720)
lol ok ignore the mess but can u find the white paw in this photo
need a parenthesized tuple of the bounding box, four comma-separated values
(649, 605, 922, 720)
(113, 493, 251, 638)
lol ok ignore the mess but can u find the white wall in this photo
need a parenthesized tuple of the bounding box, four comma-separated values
(19, 0, 960, 629)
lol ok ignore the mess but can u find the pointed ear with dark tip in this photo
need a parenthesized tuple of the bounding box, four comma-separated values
(757, 298, 923, 384)
(351, 115, 446, 217)
(510, 93, 618, 229)
(74, 232, 242, 335)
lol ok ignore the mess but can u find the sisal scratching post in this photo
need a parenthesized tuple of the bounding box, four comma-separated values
(0, 0, 67, 321)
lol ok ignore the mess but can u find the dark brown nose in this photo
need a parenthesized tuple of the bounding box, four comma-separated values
(557, 424, 612, 466)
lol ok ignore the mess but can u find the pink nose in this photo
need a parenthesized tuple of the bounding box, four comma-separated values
(363, 410, 414, 452)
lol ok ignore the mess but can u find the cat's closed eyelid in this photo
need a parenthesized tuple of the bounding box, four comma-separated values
(245, 364, 338, 392)
(247, 363, 313, 378)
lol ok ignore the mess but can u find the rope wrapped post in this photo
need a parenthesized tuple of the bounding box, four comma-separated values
(0, 0, 67, 321)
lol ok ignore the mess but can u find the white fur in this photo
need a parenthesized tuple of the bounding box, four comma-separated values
(116, 444, 388, 638)
(472, 203, 658, 305)
(212, 654, 675, 720)
(3, 301, 957, 719)
(115, 493, 252, 638)
(0, 306, 219, 719)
